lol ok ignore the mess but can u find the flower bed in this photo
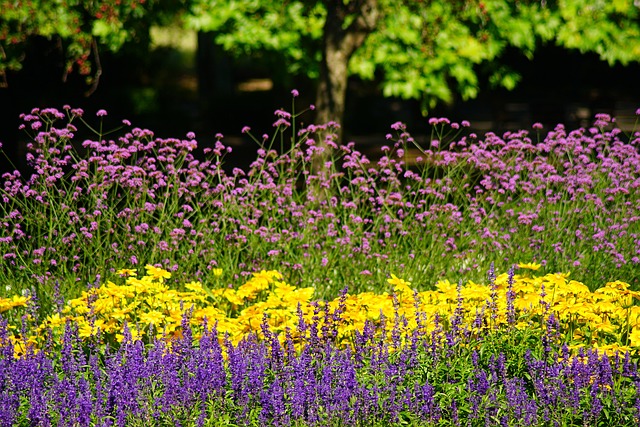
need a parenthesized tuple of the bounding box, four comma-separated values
(1, 94, 640, 425)
(1, 100, 639, 310)
(2, 264, 639, 357)
(2, 264, 640, 426)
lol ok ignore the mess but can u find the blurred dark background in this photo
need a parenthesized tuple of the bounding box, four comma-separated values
(1, 28, 639, 176)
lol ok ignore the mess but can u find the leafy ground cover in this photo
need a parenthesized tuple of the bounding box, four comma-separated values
(1, 92, 640, 425)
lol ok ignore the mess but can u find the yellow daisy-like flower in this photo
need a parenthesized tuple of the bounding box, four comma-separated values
(78, 319, 106, 338)
(274, 281, 297, 299)
(0, 295, 30, 313)
(388, 274, 412, 295)
(212, 268, 223, 277)
(140, 310, 166, 326)
(144, 265, 171, 282)
(115, 268, 137, 277)
(282, 287, 315, 306)
(185, 281, 204, 293)
(628, 328, 640, 348)
(115, 328, 142, 343)
(518, 262, 541, 271)
(42, 313, 67, 328)
(223, 289, 244, 306)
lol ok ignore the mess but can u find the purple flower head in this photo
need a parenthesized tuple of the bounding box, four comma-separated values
(594, 113, 612, 128)
(96, 109, 107, 117)
(274, 109, 292, 119)
(273, 118, 291, 128)
(291, 89, 299, 97)
(391, 121, 405, 131)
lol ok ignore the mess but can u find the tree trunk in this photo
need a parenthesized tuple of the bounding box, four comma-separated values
(315, 0, 380, 141)
(196, 31, 233, 113)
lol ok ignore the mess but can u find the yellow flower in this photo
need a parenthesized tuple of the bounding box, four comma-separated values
(78, 319, 106, 338)
(102, 281, 126, 298)
(554, 297, 587, 316)
(92, 298, 116, 314)
(0, 295, 29, 313)
(265, 308, 295, 328)
(274, 281, 297, 299)
(111, 307, 133, 321)
(517, 262, 541, 271)
(116, 268, 137, 277)
(223, 289, 244, 306)
(461, 285, 491, 302)
(213, 268, 223, 277)
(144, 265, 171, 283)
(282, 287, 315, 306)
(250, 270, 282, 288)
(185, 281, 204, 293)
(388, 274, 412, 295)
(115, 328, 142, 343)
(140, 310, 166, 325)
(127, 276, 151, 293)
(435, 279, 456, 295)
(592, 342, 629, 358)
(628, 328, 640, 348)
(42, 313, 67, 328)
(193, 306, 225, 323)
(237, 281, 262, 300)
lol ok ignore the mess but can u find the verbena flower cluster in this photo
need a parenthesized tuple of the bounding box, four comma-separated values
(2, 270, 640, 427)
(1, 104, 639, 309)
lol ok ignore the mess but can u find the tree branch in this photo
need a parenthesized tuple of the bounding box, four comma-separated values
(0, 46, 7, 88)
(342, 0, 379, 57)
(85, 38, 102, 97)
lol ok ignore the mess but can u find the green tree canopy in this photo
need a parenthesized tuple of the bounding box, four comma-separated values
(0, 0, 186, 91)
(2, 0, 640, 129)
(187, 0, 640, 131)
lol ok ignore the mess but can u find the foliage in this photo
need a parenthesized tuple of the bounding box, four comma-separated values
(187, 0, 325, 77)
(0, 0, 187, 84)
(186, 0, 640, 113)
(3, 1, 640, 118)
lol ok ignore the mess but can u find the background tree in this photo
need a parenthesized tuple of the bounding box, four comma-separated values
(2, 1, 640, 135)
(187, 0, 640, 136)
(0, 0, 187, 94)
